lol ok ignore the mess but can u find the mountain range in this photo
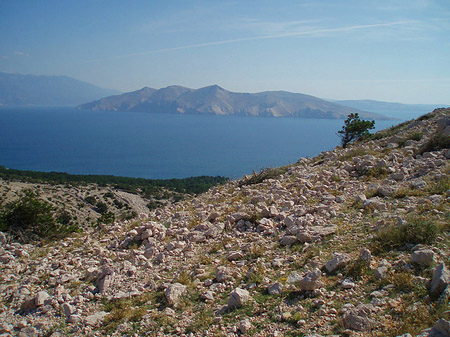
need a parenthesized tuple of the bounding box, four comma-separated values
(335, 99, 442, 120)
(78, 85, 390, 120)
(0, 72, 120, 106)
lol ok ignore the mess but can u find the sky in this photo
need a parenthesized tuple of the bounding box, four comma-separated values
(0, 0, 449, 104)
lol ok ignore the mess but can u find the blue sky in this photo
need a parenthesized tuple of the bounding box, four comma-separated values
(0, 0, 449, 104)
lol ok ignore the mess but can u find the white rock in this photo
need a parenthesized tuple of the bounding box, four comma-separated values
(411, 249, 434, 266)
(325, 253, 351, 273)
(84, 311, 107, 327)
(431, 264, 450, 297)
(61, 302, 74, 318)
(228, 288, 250, 309)
(298, 269, 322, 291)
(164, 283, 187, 307)
(268, 282, 283, 295)
(343, 304, 374, 331)
(238, 318, 253, 334)
(34, 291, 50, 307)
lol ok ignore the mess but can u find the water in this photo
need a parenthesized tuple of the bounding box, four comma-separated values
(0, 107, 401, 179)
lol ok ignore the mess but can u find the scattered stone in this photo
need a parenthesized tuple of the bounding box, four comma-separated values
(341, 279, 356, 289)
(67, 314, 82, 324)
(238, 318, 253, 334)
(228, 288, 250, 309)
(411, 249, 434, 267)
(164, 283, 187, 307)
(298, 269, 322, 291)
(84, 311, 107, 327)
(280, 235, 298, 246)
(359, 248, 371, 261)
(268, 282, 283, 295)
(227, 251, 243, 261)
(431, 264, 450, 297)
(61, 302, 74, 318)
(343, 304, 374, 331)
(34, 291, 49, 307)
(325, 253, 351, 273)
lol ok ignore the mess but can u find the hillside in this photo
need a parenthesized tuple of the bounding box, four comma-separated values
(1, 108, 450, 336)
(0, 72, 120, 106)
(78, 85, 391, 120)
(336, 100, 441, 120)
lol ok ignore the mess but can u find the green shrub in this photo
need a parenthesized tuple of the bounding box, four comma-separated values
(97, 211, 115, 225)
(84, 195, 96, 205)
(0, 189, 78, 242)
(95, 201, 108, 214)
(419, 133, 450, 154)
(372, 217, 438, 253)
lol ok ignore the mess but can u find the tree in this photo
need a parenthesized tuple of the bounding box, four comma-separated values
(338, 113, 375, 148)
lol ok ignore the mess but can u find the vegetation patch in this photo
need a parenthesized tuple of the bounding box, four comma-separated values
(372, 217, 438, 254)
(418, 133, 450, 155)
(0, 165, 229, 197)
(0, 189, 79, 242)
(238, 166, 289, 187)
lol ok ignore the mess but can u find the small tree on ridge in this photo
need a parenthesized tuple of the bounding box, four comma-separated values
(338, 113, 375, 148)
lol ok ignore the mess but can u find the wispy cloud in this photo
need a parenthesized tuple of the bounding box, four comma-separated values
(90, 20, 417, 62)
(14, 51, 25, 56)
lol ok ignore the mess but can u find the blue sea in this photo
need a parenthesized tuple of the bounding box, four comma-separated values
(0, 107, 404, 179)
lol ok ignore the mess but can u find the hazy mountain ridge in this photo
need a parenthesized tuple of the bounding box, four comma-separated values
(0, 72, 120, 106)
(79, 85, 391, 120)
(335, 99, 443, 120)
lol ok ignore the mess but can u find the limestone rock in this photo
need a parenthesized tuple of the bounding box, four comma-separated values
(325, 253, 351, 273)
(228, 288, 250, 309)
(431, 264, 450, 297)
(411, 249, 434, 267)
(61, 302, 74, 318)
(298, 269, 322, 291)
(238, 318, 253, 334)
(359, 248, 371, 261)
(164, 283, 187, 307)
(268, 282, 283, 295)
(84, 311, 107, 327)
(216, 266, 230, 283)
(431, 318, 450, 336)
(34, 291, 50, 307)
(280, 235, 297, 246)
(343, 304, 374, 331)
(374, 265, 388, 280)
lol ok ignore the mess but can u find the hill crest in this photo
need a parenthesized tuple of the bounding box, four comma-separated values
(78, 85, 391, 120)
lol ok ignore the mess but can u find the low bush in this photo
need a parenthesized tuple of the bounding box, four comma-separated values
(419, 133, 450, 155)
(0, 189, 78, 242)
(372, 217, 438, 253)
(238, 167, 288, 187)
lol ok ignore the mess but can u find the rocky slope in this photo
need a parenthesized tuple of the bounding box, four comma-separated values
(78, 85, 390, 120)
(1, 108, 450, 336)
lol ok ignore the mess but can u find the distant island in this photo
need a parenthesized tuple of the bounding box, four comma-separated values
(78, 85, 392, 120)
(0, 72, 120, 106)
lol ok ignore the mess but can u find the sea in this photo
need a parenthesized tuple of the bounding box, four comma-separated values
(0, 106, 421, 180)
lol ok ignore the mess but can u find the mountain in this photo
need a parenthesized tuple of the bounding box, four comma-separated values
(336, 99, 442, 120)
(0, 72, 120, 106)
(78, 85, 391, 119)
